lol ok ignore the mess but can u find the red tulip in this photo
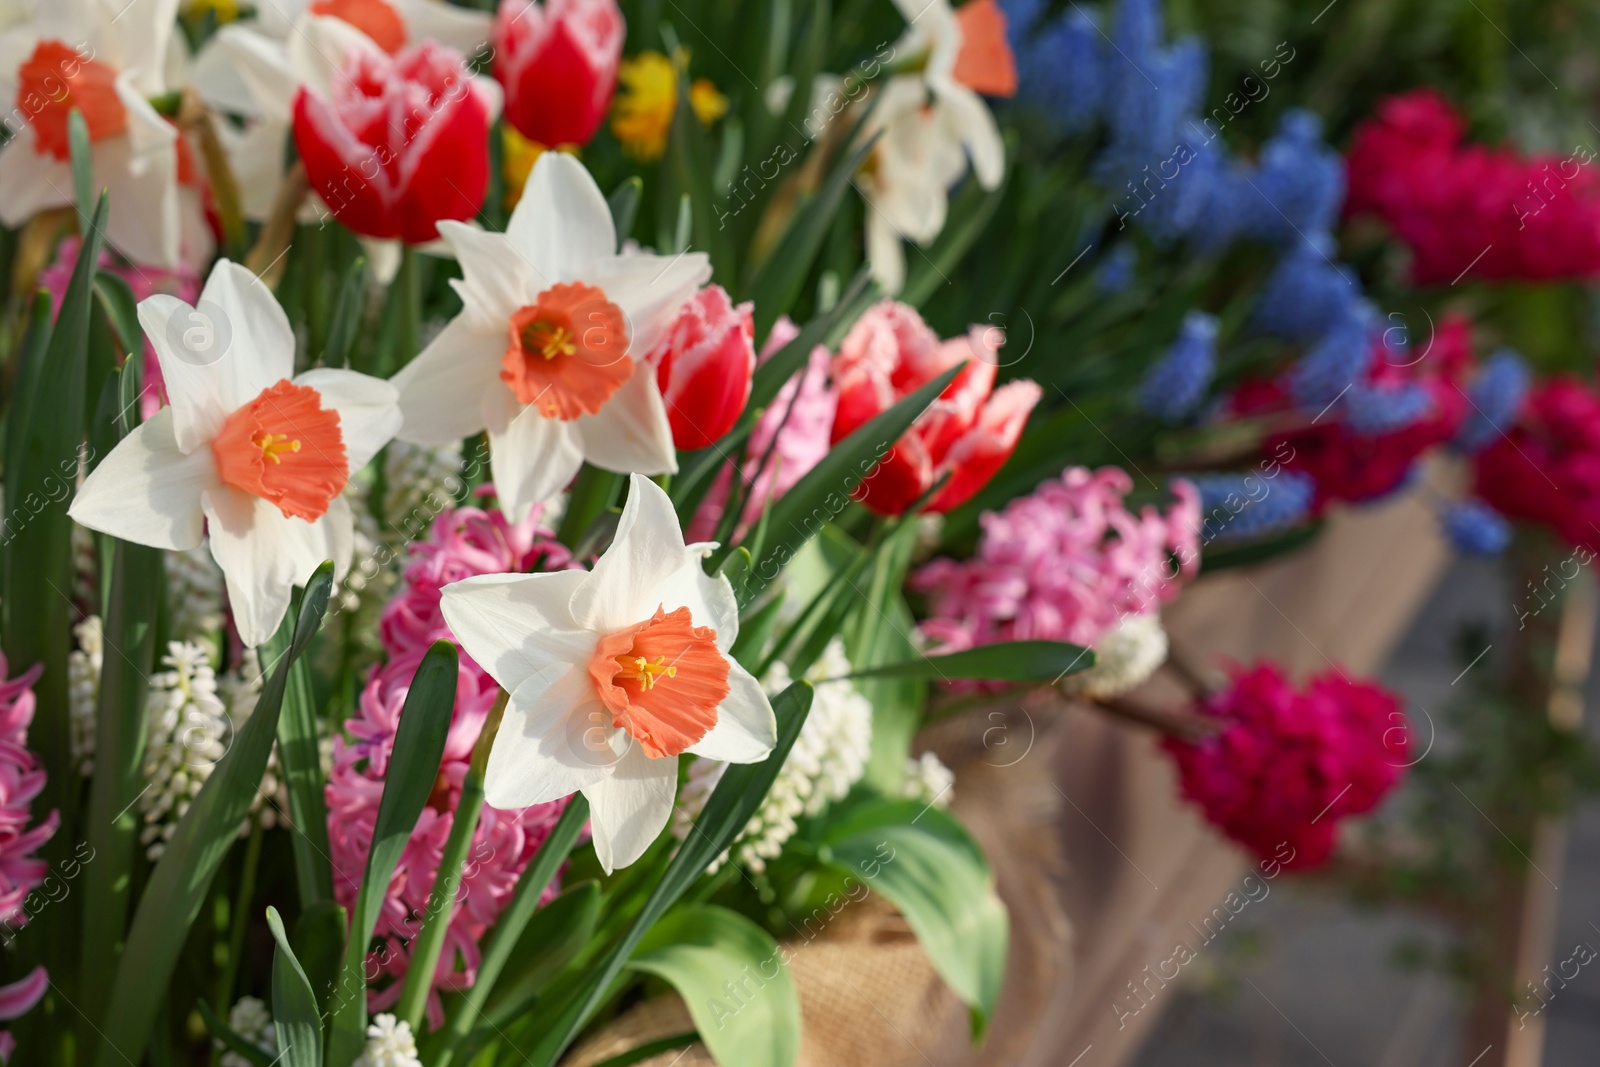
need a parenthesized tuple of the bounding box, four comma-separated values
(831, 300, 1041, 515)
(293, 41, 493, 244)
(493, 0, 624, 148)
(651, 285, 756, 450)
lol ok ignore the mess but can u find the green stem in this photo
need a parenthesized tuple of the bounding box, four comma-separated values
(394, 696, 506, 1030)
(213, 821, 264, 1022)
(431, 794, 589, 1067)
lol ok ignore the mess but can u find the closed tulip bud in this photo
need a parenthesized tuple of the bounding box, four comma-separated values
(293, 41, 494, 244)
(651, 285, 756, 451)
(493, 0, 624, 148)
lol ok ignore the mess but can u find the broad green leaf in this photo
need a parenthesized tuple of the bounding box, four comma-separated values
(631, 905, 800, 1067)
(326, 641, 459, 1067)
(842, 640, 1096, 684)
(821, 800, 1008, 1037)
(745, 364, 962, 586)
(94, 563, 334, 1067)
(292, 900, 348, 1015)
(519, 683, 814, 1067)
(431, 798, 592, 1066)
(261, 624, 333, 908)
(266, 906, 324, 1067)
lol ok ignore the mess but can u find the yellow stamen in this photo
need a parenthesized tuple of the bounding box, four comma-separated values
(523, 321, 577, 361)
(630, 655, 676, 691)
(253, 432, 301, 464)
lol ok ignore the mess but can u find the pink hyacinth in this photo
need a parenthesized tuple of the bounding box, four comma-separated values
(0, 655, 59, 1053)
(688, 316, 839, 542)
(39, 236, 201, 421)
(1162, 663, 1408, 870)
(912, 466, 1201, 652)
(327, 500, 577, 1028)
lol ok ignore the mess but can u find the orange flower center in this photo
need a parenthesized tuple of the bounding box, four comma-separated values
(952, 0, 1018, 98)
(500, 282, 632, 421)
(309, 0, 408, 53)
(212, 380, 349, 521)
(588, 605, 729, 760)
(17, 40, 129, 161)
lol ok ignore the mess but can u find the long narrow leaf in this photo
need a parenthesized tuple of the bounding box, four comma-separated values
(266, 906, 324, 1067)
(93, 563, 335, 1067)
(265, 636, 334, 908)
(840, 639, 1096, 683)
(326, 641, 459, 1067)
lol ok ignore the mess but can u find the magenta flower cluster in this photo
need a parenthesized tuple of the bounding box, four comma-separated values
(0, 654, 56, 1059)
(326, 499, 577, 1028)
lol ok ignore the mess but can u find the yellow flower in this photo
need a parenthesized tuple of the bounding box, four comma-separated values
(502, 126, 546, 210)
(611, 50, 728, 163)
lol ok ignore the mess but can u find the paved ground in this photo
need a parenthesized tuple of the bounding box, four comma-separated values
(1133, 554, 1600, 1065)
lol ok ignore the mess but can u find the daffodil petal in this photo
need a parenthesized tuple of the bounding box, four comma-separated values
(687, 661, 777, 764)
(69, 406, 215, 551)
(392, 315, 503, 446)
(574, 365, 677, 478)
(485, 390, 585, 523)
(293, 367, 402, 473)
(505, 152, 615, 281)
(571, 474, 693, 634)
(440, 570, 595, 694)
(583, 742, 678, 874)
(484, 667, 615, 809)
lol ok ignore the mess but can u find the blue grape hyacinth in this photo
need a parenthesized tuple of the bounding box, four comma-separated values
(1140, 311, 1219, 422)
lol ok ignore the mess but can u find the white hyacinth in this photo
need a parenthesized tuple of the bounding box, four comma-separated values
(902, 751, 955, 808)
(675, 639, 874, 873)
(218, 995, 277, 1067)
(381, 439, 464, 534)
(166, 542, 227, 641)
(68, 616, 103, 776)
(354, 1013, 423, 1067)
(139, 642, 280, 859)
(1062, 612, 1169, 701)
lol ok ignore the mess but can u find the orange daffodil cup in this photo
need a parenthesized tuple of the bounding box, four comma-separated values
(440, 474, 777, 873)
(68, 260, 403, 647)
(391, 152, 709, 521)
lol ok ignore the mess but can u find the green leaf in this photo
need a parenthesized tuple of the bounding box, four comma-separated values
(93, 271, 143, 363)
(262, 617, 334, 908)
(94, 563, 334, 1067)
(745, 363, 962, 585)
(841, 640, 1096, 684)
(431, 798, 592, 1067)
(326, 641, 459, 1067)
(519, 683, 814, 1067)
(900, 142, 1012, 308)
(323, 256, 368, 368)
(196, 999, 274, 1067)
(266, 906, 324, 1067)
(741, 106, 879, 341)
(821, 800, 1007, 1036)
(293, 900, 348, 1015)
(663, 47, 732, 279)
(631, 905, 800, 1067)
(608, 177, 643, 248)
(556, 464, 623, 550)
(69, 109, 94, 230)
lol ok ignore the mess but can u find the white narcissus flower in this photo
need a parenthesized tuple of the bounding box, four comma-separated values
(440, 474, 776, 873)
(860, 0, 1013, 294)
(68, 259, 403, 647)
(393, 153, 709, 521)
(191, 0, 494, 223)
(0, 0, 207, 268)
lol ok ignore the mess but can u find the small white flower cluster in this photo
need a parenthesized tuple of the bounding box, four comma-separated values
(353, 1013, 423, 1067)
(1061, 612, 1169, 701)
(218, 995, 277, 1067)
(167, 542, 228, 641)
(675, 639, 874, 873)
(68, 617, 103, 776)
(382, 439, 464, 533)
(902, 751, 955, 809)
(139, 641, 279, 859)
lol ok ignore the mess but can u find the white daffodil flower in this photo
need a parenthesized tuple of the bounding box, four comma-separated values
(0, 0, 209, 269)
(860, 0, 1011, 293)
(392, 153, 709, 521)
(69, 259, 402, 647)
(440, 474, 776, 873)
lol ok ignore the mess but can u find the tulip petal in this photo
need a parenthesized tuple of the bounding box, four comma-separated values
(506, 152, 615, 280)
(391, 315, 503, 445)
(141, 260, 296, 453)
(438, 220, 541, 327)
(293, 367, 401, 472)
(592, 250, 712, 359)
(574, 366, 678, 478)
(483, 666, 614, 809)
(687, 661, 777, 764)
(583, 741, 678, 873)
(440, 570, 595, 694)
(204, 486, 353, 647)
(69, 406, 215, 551)
(571, 474, 692, 634)
(485, 389, 585, 523)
